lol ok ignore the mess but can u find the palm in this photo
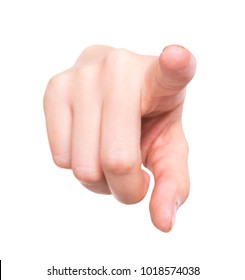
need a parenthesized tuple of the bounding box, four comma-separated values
(141, 93, 188, 171)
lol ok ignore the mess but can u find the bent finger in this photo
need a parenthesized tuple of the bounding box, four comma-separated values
(71, 87, 110, 195)
(100, 78, 149, 204)
(43, 72, 72, 168)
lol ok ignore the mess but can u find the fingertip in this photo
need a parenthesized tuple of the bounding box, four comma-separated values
(161, 45, 191, 68)
(150, 198, 177, 233)
(159, 45, 196, 82)
(149, 177, 182, 232)
(112, 169, 150, 205)
(53, 155, 71, 169)
(150, 45, 196, 97)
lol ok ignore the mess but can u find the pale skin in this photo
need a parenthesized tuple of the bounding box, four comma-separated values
(43, 45, 196, 232)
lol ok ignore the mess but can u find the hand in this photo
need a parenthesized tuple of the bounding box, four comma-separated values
(43, 45, 196, 232)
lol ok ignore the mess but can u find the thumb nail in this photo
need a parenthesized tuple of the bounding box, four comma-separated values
(171, 202, 179, 228)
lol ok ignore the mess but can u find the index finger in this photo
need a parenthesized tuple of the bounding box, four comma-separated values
(147, 45, 196, 98)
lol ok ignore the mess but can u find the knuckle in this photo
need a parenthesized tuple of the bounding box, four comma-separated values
(53, 155, 71, 169)
(178, 177, 190, 203)
(104, 48, 130, 68)
(102, 153, 138, 175)
(44, 71, 73, 107)
(186, 142, 189, 155)
(70, 65, 96, 85)
(80, 44, 107, 54)
(116, 192, 145, 205)
(108, 47, 129, 58)
(182, 138, 189, 154)
(182, 180, 190, 200)
(46, 71, 72, 93)
(72, 166, 102, 184)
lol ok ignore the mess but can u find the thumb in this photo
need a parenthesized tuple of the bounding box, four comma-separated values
(144, 122, 190, 232)
(148, 45, 196, 97)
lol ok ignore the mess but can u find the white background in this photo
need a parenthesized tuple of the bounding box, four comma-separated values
(0, 0, 244, 279)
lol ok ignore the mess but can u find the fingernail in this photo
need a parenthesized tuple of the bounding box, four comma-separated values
(162, 45, 187, 55)
(171, 202, 179, 227)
